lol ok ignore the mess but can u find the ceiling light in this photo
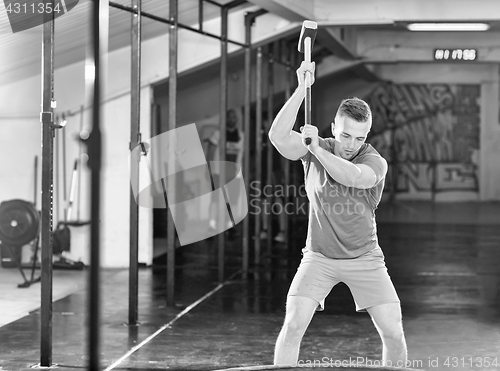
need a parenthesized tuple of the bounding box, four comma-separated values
(407, 23, 490, 31)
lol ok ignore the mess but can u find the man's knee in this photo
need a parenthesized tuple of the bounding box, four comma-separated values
(380, 313, 406, 345)
(281, 296, 317, 338)
(369, 303, 405, 342)
(382, 320, 405, 343)
(283, 310, 308, 335)
(281, 318, 306, 339)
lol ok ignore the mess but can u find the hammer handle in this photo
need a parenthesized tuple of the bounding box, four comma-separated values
(304, 37, 313, 145)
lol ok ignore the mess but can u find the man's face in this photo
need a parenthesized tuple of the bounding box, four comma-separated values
(227, 110, 237, 129)
(331, 114, 371, 160)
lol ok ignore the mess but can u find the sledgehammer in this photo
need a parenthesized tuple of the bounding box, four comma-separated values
(298, 20, 317, 145)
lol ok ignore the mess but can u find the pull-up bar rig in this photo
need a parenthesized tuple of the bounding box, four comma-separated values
(109, 0, 247, 48)
(39, 0, 299, 369)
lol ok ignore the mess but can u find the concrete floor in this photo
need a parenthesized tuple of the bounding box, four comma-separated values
(0, 201, 499, 371)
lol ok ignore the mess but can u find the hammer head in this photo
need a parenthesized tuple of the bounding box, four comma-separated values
(298, 20, 318, 53)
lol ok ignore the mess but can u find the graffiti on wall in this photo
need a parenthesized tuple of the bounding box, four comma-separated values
(366, 83, 480, 198)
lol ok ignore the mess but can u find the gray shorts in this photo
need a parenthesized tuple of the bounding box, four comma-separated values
(288, 247, 400, 312)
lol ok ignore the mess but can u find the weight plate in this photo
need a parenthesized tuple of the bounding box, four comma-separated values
(0, 199, 40, 247)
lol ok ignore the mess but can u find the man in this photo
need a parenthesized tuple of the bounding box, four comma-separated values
(259, 128, 286, 243)
(204, 108, 244, 231)
(268, 61, 407, 368)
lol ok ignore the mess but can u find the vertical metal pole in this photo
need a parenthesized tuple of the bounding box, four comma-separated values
(62, 124, 67, 217)
(282, 41, 291, 247)
(198, 0, 203, 31)
(431, 161, 437, 203)
(40, 1, 54, 365)
(167, 0, 178, 307)
(128, 0, 141, 325)
(254, 46, 263, 267)
(218, 5, 228, 282)
(289, 47, 299, 235)
(390, 126, 397, 202)
(243, 10, 265, 276)
(77, 105, 84, 221)
(34, 156, 38, 206)
(266, 44, 274, 253)
(88, 0, 106, 367)
(55, 117, 60, 224)
(242, 13, 252, 280)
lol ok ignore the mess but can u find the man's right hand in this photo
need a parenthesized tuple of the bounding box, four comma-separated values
(300, 124, 319, 151)
(296, 61, 315, 86)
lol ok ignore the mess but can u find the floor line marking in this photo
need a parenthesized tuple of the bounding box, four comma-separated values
(60, 0, 68, 13)
(104, 271, 241, 371)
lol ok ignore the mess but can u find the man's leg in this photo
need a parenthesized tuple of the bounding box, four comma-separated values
(274, 295, 318, 366)
(366, 302, 407, 367)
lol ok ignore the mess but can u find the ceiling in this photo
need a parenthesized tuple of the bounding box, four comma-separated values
(1, 0, 500, 87)
(0, 0, 251, 86)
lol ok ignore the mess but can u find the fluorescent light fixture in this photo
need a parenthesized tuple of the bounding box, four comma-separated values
(407, 23, 490, 31)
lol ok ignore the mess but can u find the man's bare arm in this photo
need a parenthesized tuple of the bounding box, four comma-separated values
(268, 85, 307, 160)
(311, 146, 387, 188)
(268, 62, 315, 161)
(299, 124, 386, 189)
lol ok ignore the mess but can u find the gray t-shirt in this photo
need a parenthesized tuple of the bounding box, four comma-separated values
(300, 138, 386, 259)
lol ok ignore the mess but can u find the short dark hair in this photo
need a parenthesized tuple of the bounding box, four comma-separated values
(337, 97, 372, 125)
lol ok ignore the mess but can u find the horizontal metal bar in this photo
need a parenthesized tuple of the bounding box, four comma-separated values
(222, 0, 246, 9)
(203, 0, 223, 7)
(179, 21, 247, 47)
(266, 54, 292, 68)
(109, 1, 247, 48)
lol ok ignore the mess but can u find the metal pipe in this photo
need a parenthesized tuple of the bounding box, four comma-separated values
(34, 156, 38, 206)
(77, 105, 84, 221)
(242, 12, 251, 280)
(55, 118, 60, 224)
(265, 54, 291, 68)
(390, 127, 397, 202)
(203, 0, 224, 7)
(289, 46, 299, 239)
(40, 1, 55, 365)
(218, 4, 228, 283)
(282, 40, 292, 248)
(62, 124, 67, 218)
(266, 44, 274, 253)
(198, 0, 203, 31)
(167, 0, 178, 307)
(254, 46, 263, 267)
(128, 0, 141, 326)
(108, 2, 246, 48)
(243, 9, 266, 277)
(87, 0, 107, 368)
